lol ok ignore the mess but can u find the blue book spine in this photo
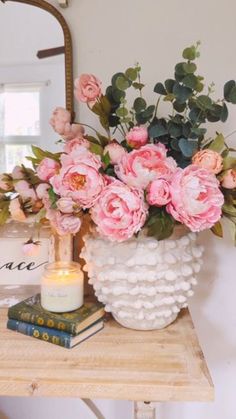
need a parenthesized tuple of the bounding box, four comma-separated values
(7, 319, 72, 348)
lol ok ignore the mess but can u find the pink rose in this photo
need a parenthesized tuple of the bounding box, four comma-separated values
(126, 126, 148, 149)
(50, 146, 105, 209)
(146, 179, 171, 206)
(91, 180, 148, 242)
(22, 240, 40, 257)
(167, 165, 224, 232)
(103, 141, 126, 164)
(221, 169, 236, 189)
(74, 74, 102, 104)
(15, 180, 37, 201)
(192, 149, 223, 174)
(63, 137, 89, 154)
(47, 209, 81, 235)
(36, 183, 50, 200)
(50, 107, 84, 141)
(36, 158, 60, 182)
(56, 197, 75, 213)
(9, 198, 26, 222)
(115, 143, 177, 189)
(12, 166, 23, 180)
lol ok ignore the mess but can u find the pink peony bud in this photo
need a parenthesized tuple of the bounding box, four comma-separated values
(126, 126, 148, 149)
(221, 169, 236, 189)
(103, 142, 126, 164)
(192, 149, 223, 174)
(57, 197, 75, 213)
(9, 198, 26, 222)
(146, 179, 171, 206)
(36, 158, 60, 182)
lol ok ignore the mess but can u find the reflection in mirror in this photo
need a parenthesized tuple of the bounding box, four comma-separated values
(0, 2, 65, 172)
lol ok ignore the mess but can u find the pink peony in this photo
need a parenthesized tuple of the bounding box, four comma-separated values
(12, 166, 23, 180)
(115, 143, 177, 189)
(221, 169, 236, 189)
(167, 165, 224, 232)
(56, 197, 75, 213)
(36, 183, 50, 200)
(15, 180, 37, 201)
(63, 137, 89, 154)
(146, 179, 171, 207)
(50, 146, 105, 209)
(61, 123, 85, 141)
(74, 74, 102, 104)
(22, 240, 40, 257)
(47, 209, 81, 235)
(36, 158, 60, 182)
(9, 198, 26, 222)
(126, 126, 148, 148)
(103, 141, 126, 164)
(50, 107, 84, 141)
(91, 180, 148, 242)
(192, 149, 223, 174)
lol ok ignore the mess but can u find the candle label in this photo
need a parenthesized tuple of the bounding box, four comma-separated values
(0, 238, 49, 285)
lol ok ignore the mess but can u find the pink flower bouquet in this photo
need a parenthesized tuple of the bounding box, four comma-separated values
(1, 42, 236, 244)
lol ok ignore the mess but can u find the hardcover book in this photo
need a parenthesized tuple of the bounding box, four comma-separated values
(8, 294, 105, 335)
(7, 318, 104, 349)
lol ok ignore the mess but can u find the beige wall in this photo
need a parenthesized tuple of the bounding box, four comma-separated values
(0, 1, 236, 418)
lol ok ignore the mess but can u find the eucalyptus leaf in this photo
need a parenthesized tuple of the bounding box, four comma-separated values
(133, 97, 146, 113)
(115, 75, 130, 91)
(183, 62, 197, 74)
(179, 138, 198, 157)
(173, 83, 192, 104)
(154, 82, 167, 95)
(125, 68, 138, 81)
(182, 46, 196, 60)
(196, 95, 212, 110)
(182, 74, 198, 89)
(224, 80, 236, 101)
(164, 79, 175, 93)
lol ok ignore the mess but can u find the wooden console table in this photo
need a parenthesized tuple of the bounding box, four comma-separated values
(0, 286, 214, 418)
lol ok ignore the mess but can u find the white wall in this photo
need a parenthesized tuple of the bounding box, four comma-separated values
(0, 1, 236, 418)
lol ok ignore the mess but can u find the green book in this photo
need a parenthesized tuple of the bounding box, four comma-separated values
(8, 294, 105, 335)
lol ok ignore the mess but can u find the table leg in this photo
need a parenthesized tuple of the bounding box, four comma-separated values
(134, 402, 156, 419)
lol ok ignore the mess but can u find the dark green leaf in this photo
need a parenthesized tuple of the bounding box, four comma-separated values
(136, 105, 155, 124)
(173, 83, 192, 104)
(164, 79, 175, 93)
(173, 101, 186, 112)
(196, 95, 212, 110)
(228, 86, 236, 104)
(220, 103, 229, 122)
(183, 62, 197, 74)
(115, 75, 130, 91)
(182, 74, 198, 89)
(125, 68, 138, 81)
(48, 187, 59, 209)
(179, 138, 198, 157)
(224, 80, 236, 101)
(133, 97, 147, 113)
(146, 209, 174, 241)
(116, 107, 129, 118)
(182, 46, 196, 60)
(223, 156, 236, 170)
(175, 62, 187, 76)
(170, 138, 180, 151)
(148, 119, 168, 138)
(168, 121, 182, 138)
(154, 82, 167, 95)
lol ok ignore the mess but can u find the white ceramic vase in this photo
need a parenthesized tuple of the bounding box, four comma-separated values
(81, 229, 204, 330)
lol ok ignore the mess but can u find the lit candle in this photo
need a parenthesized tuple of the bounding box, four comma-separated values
(41, 261, 84, 312)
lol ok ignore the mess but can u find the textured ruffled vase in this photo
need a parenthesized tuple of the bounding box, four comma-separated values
(81, 228, 204, 330)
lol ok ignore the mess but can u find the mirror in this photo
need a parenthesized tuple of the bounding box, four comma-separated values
(0, 0, 73, 172)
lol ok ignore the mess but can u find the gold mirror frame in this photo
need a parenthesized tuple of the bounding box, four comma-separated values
(0, 0, 74, 114)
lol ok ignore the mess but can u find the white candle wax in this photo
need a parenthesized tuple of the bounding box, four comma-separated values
(41, 262, 84, 312)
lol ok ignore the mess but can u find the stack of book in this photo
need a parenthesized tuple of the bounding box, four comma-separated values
(7, 294, 105, 349)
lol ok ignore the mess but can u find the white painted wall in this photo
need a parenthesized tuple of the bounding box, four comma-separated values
(0, 1, 236, 418)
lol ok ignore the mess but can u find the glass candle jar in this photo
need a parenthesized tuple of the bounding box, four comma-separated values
(41, 261, 84, 313)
